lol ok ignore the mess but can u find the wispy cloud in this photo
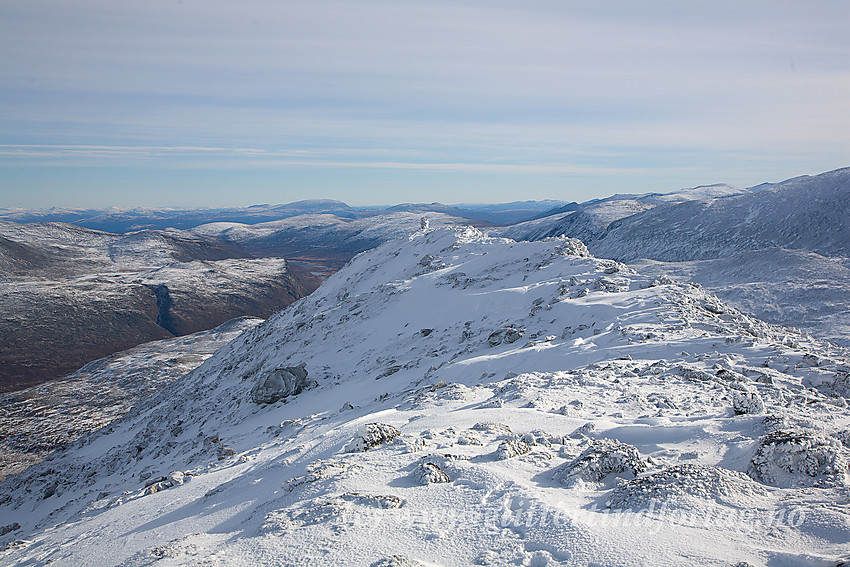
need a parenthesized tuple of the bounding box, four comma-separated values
(1, 0, 848, 206)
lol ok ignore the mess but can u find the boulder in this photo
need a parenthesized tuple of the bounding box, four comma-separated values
(250, 364, 310, 404)
(348, 423, 401, 452)
(412, 462, 450, 485)
(487, 326, 523, 347)
(554, 438, 645, 486)
(731, 387, 765, 415)
(749, 429, 848, 487)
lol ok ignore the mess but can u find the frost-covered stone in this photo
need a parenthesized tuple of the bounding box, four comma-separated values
(831, 371, 850, 397)
(521, 429, 561, 447)
(554, 438, 645, 486)
(496, 439, 531, 460)
(370, 555, 428, 567)
(341, 492, 404, 509)
(487, 326, 523, 347)
(731, 387, 765, 415)
(217, 446, 237, 459)
(412, 462, 450, 485)
(569, 422, 595, 439)
(250, 364, 311, 404)
(749, 429, 848, 487)
(285, 461, 362, 492)
(143, 470, 188, 495)
(609, 464, 768, 510)
(471, 422, 513, 437)
(677, 365, 718, 383)
(797, 353, 821, 368)
(347, 423, 401, 452)
(762, 414, 791, 434)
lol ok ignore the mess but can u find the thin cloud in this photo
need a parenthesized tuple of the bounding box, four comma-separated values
(1, 1, 848, 206)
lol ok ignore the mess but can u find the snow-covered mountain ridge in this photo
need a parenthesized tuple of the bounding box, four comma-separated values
(498, 167, 850, 345)
(1, 227, 849, 566)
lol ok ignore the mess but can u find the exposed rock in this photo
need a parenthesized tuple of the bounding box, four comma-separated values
(250, 364, 311, 404)
(554, 438, 645, 486)
(143, 470, 187, 495)
(347, 423, 401, 452)
(749, 429, 848, 487)
(412, 462, 450, 485)
(487, 326, 523, 347)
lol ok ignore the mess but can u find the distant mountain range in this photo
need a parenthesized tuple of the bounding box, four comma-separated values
(0, 199, 567, 233)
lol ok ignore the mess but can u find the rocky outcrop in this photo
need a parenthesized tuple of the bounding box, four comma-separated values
(553, 438, 645, 486)
(487, 326, 523, 347)
(347, 423, 401, 452)
(250, 364, 311, 404)
(749, 429, 848, 488)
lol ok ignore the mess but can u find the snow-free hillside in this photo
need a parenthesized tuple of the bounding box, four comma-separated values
(0, 317, 263, 482)
(1, 227, 849, 566)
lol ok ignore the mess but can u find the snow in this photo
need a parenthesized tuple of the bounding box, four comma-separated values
(0, 317, 263, 481)
(1, 226, 849, 566)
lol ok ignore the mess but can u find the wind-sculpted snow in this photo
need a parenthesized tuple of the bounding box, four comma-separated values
(1, 227, 849, 566)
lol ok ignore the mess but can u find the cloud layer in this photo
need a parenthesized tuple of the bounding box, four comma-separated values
(1, 0, 848, 206)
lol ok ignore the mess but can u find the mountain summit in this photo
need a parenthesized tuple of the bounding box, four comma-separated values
(1, 227, 848, 565)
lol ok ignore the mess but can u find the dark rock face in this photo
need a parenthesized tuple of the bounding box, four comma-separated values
(487, 326, 523, 347)
(251, 364, 312, 404)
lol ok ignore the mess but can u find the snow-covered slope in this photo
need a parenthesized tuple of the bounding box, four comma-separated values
(1, 228, 849, 566)
(191, 211, 477, 256)
(497, 183, 750, 245)
(498, 200, 656, 244)
(499, 168, 850, 345)
(0, 221, 305, 391)
(0, 317, 263, 482)
(592, 167, 850, 262)
(632, 249, 850, 348)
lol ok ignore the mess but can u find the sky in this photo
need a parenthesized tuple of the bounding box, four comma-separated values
(1, 0, 849, 209)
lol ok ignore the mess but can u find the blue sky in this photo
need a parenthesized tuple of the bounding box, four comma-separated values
(1, 0, 848, 208)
